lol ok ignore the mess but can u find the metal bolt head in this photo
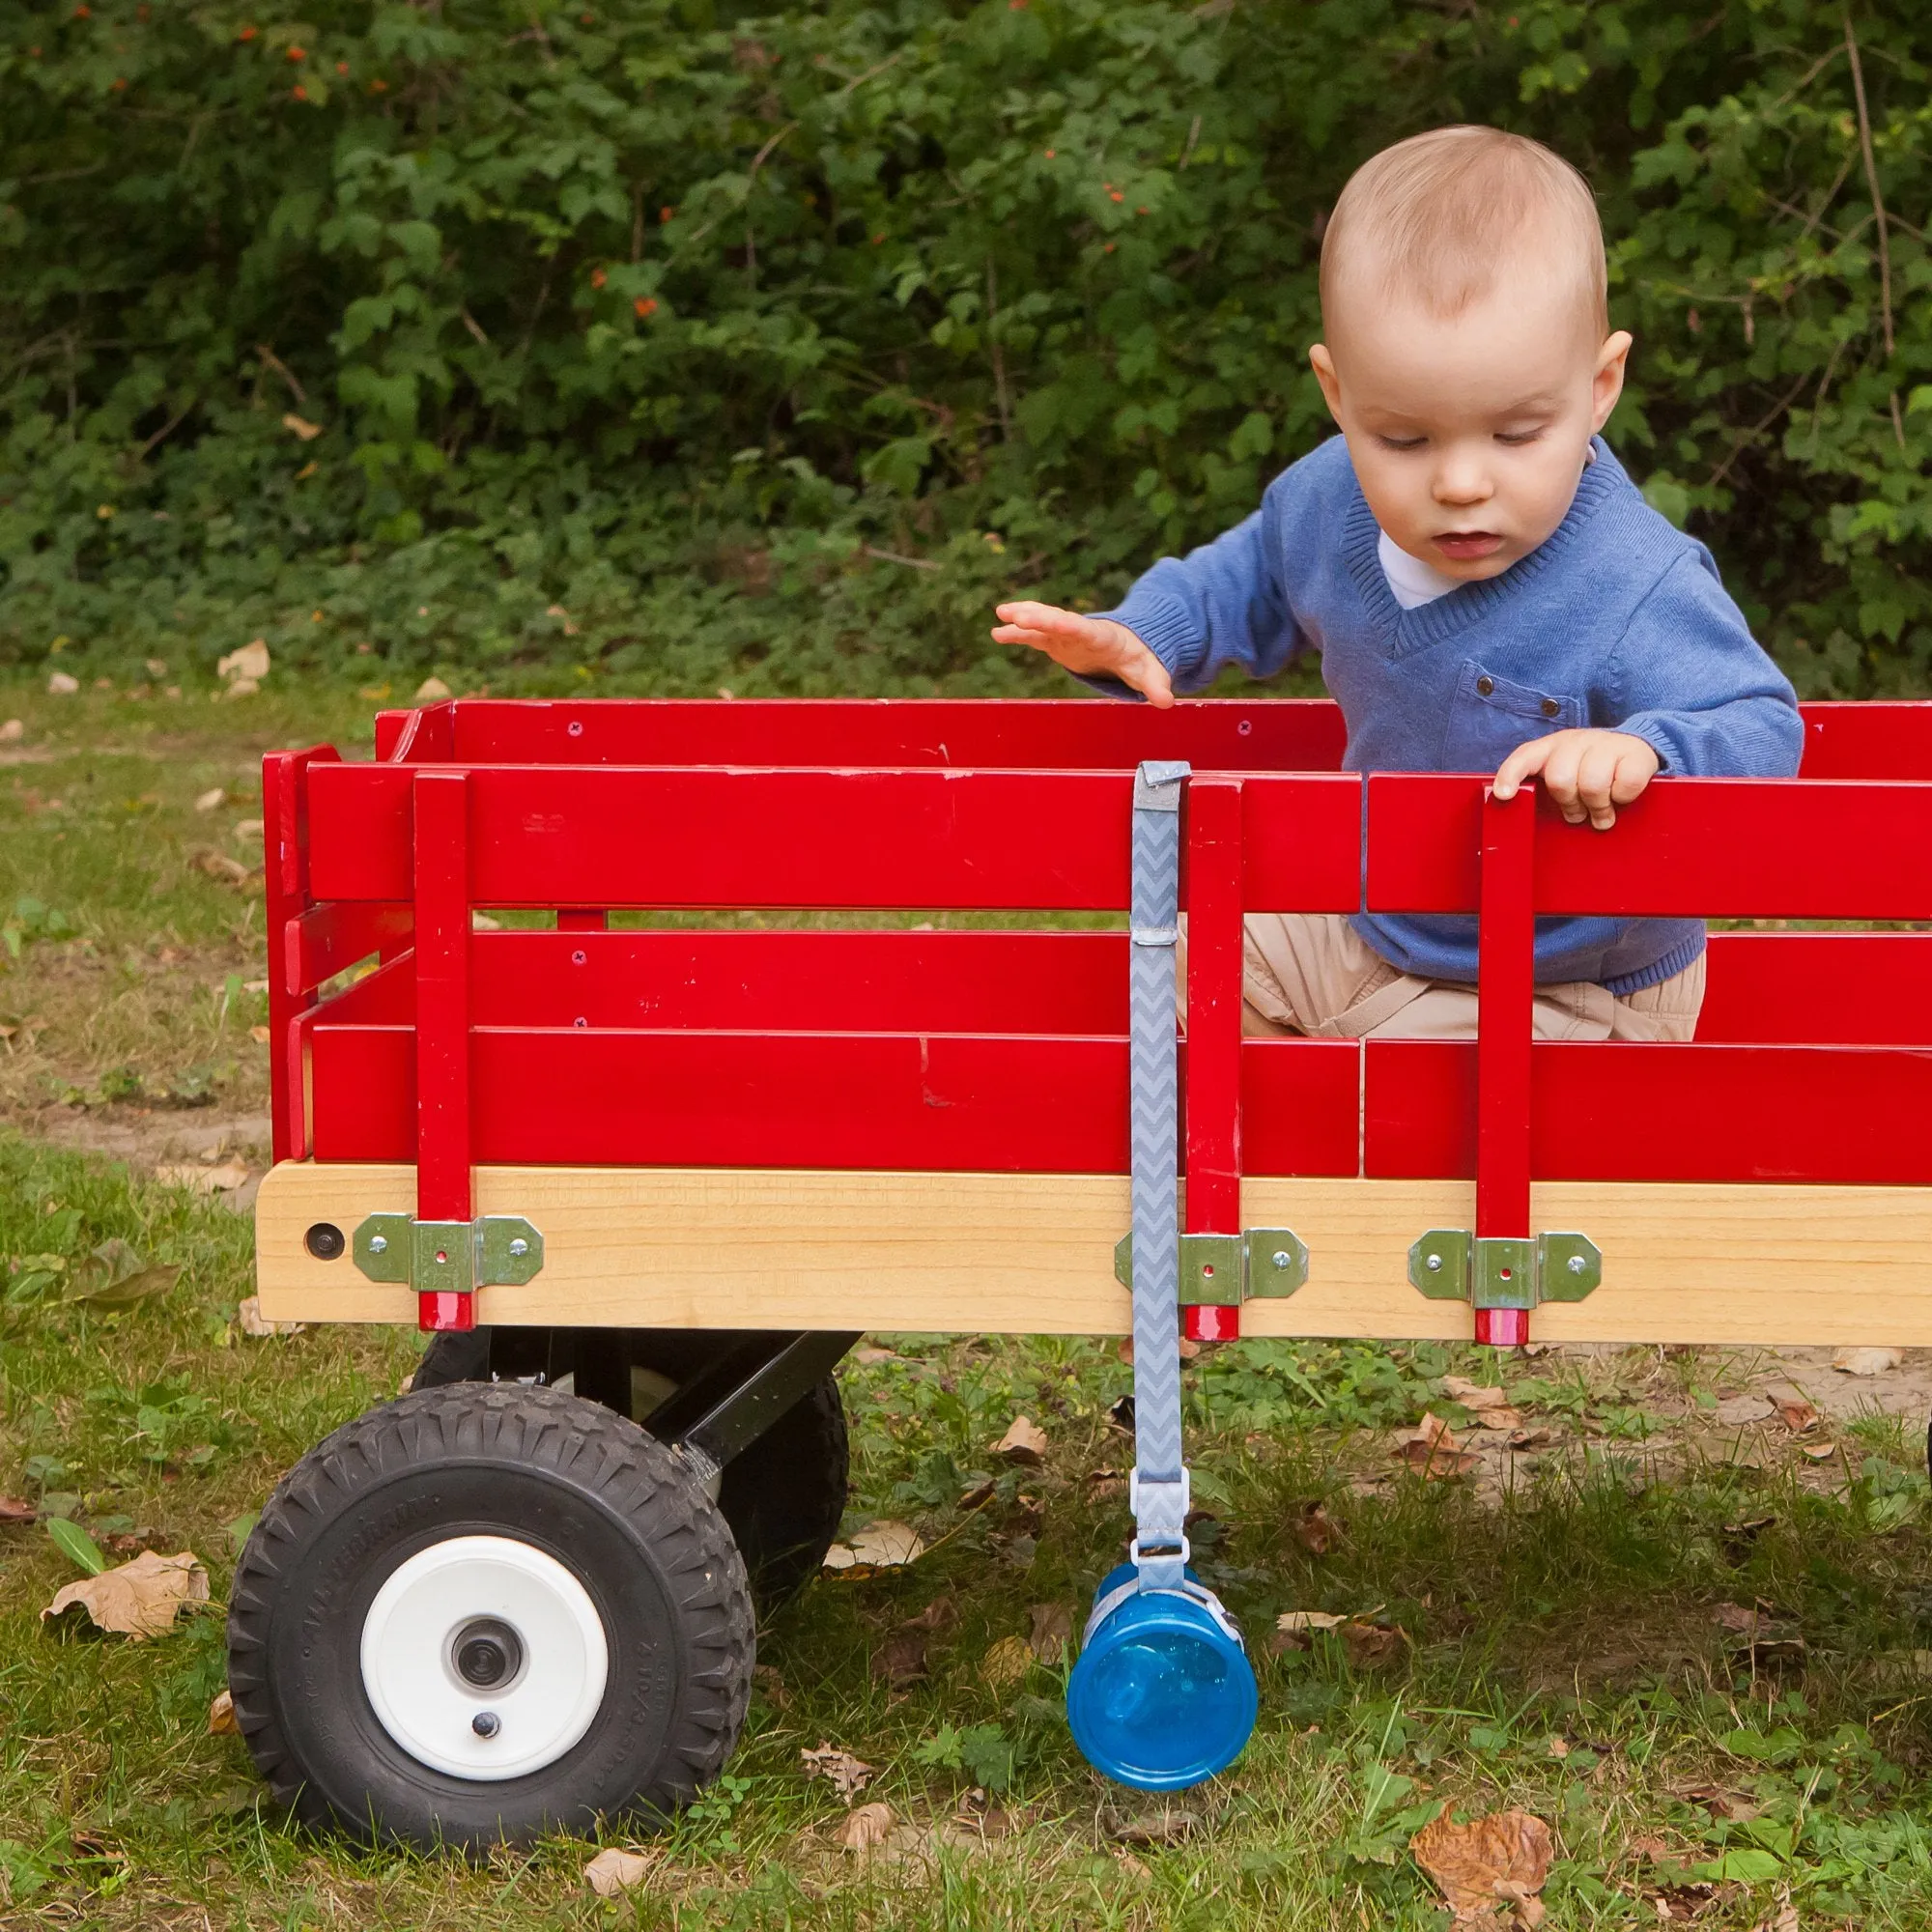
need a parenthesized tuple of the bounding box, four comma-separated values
(508, 1237, 528, 1258)
(1425, 1252, 1443, 1273)
(471, 1711, 500, 1739)
(1567, 1253, 1586, 1275)
(369, 1234, 388, 1255)
(1271, 1250, 1292, 1270)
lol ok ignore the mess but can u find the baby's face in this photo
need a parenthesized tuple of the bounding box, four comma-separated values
(1310, 267, 1632, 582)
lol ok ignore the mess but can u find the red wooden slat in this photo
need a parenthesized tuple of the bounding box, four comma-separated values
(442, 697, 1350, 773)
(306, 1024, 1365, 1175)
(1477, 791, 1534, 1239)
(1799, 702, 1932, 781)
(263, 747, 339, 1164)
(1186, 780, 1245, 1232)
(1238, 1037, 1362, 1178)
(1700, 933, 1932, 1045)
(412, 773, 472, 1227)
(283, 901, 412, 999)
(1367, 773, 1932, 919)
(1238, 774, 1363, 911)
(1364, 1037, 1932, 1184)
(467, 929, 1129, 1035)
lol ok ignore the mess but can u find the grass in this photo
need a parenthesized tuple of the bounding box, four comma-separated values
(6, 675, 1932, 1928)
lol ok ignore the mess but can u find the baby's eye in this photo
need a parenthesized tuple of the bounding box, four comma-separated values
(1376, 434, 1427, 452)
(1495, 428, 1547, 446)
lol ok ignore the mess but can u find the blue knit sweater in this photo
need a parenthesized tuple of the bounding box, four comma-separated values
(1098, 435, 1803, 992)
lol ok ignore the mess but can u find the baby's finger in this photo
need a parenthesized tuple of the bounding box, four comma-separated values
(1129, 649, 1175, 709)
(1609, 744, 1659, 804)
(993, 600, 1091, 640)
(1491, 737, 1553, 801)
(1575, 743, 1622, 830)
(1538, 740, 1590, 823)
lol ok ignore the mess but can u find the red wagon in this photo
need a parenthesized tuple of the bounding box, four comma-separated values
(229, 695, 1932, 1844)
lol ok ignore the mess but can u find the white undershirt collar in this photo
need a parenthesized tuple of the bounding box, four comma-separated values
(1377, 529, 1463, 610)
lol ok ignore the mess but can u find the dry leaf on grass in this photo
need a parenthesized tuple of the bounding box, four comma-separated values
(994, 1415, 1049, 1464)
(1650, 1879, 1733, 1920)
(1471, 1406, 1525, 1434)
(43, 1549, 209, 1639)
(1341, 1620, 1407, 1668)
(870, 1630, 928, 1690)
(1411, 1808, 1554, 1927)
(821, 1520, 925, 1573)
(1028, 1602, 1072, 1664)
(1751, 1901, 1799, 1932)
(208, 1690, 240, 1735)
(1276, 1609, 1350, 1634)
(752, 1663, 789, 1708)
(1833, 1346, 1902, 1376)
(1675, 1783, 1760, 1822)
(1293, 1500, 1338, 1553)
(217, 640, 271, 684)
(0, 719, 22, 743)
(801, 1743, 874, 1803)
(1442, 1378, 1512, 1409)
(155, 1160, 249, 1194)
(901, 1593, 958, 1633)
(980, 1634, 1033, 1690)
(415, 676, 454, 702)
(0, 1495, 39, 1525)
(1393, 1412, 1479, 1479)
(1507, 1427, 1555, 1451)
(1772, 1397, 1820, 1434)
(835, 1803, 894, 1853)
(192, 850, 255, 886)
(47, 670, 79, 696)
(1108, 1805, 1200, 1846)
(582, 1848, 653, 1896)
(193, 786, 226, 812)
(1802, 1441, 1838, 1463)
(238, 1295, 304, 1338)
(1712, 1393, 1773, 1427)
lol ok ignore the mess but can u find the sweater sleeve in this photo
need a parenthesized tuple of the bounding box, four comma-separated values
(1610, 549, 1804, 778)
(1083, 480, 1311, 698)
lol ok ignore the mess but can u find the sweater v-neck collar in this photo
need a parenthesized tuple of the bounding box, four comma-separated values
(1344, 437, 1623, 658)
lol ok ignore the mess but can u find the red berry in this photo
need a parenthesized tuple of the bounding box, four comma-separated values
(634, 297, 657, 319)
(591, 268, 608, 289)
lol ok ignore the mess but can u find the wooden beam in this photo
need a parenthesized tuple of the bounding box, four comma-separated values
(255, 1163, 1932, 1346)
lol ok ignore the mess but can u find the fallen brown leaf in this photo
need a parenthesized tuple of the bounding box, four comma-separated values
(1393, 1412, 1479, 1479)
(1772, 1397, 1820, 1434)
(871, 1629, 928, 1689)
(0, 1495, 38, 1525)
(1750, 1901, 1799, 1932)
(238, 1295, 304, 1338)
(1028, 1602, 1073, 1664)
(1108, 1805, 1200, 1846)
(980, 1633, 1033, 1690)
(42, 1548, 209, 1639)
(1626, 1833, 1671, 1861)
(1410, 1808, 1554, 1925)
(193, 786, 226, 812)
(801, 1743, 874, 1803)
(1650, 1879, 1734, 1920)
(752, 1663, 789, 1708)
(994, 1415, 1049, 1464)
(821, 1520, 925, 1573)
(1711, 1601, 1767, 1634)
(902, 1593, 958, 1633)
(1293, 1499, 1338, 1554)
(1275, 1609, 1350, 1634)
(583, 1847, 652, 1896)
(1442, 1377, 1513, 1410)
(1507, 1427, 1555, 1451)
(1802, 1441, 1838, 1463)
(1833, 1346, 1902, 1376)
(1472, 1406, 1525, 1434)
(1675, 1783, 1760, 1822)
(1341, 1620, 1407, 1668)
(208, 1689, 240, 1735)
(191, 850, 254, 886)
(835, 1803, 894, 1853)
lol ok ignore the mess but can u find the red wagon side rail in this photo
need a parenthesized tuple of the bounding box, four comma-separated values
(257, 699, 1932, 1350)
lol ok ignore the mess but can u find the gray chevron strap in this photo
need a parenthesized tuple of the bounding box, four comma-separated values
(1128, 759, 1191, 1591)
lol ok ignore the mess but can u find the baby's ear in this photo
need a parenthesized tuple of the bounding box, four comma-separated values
(1309, 343, 1342, 418)
(1591, 329, 1634, 431)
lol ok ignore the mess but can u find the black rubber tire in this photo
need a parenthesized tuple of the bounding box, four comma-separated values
(226, 1382, 754, 1851)
(415, 1326, 849, 1614)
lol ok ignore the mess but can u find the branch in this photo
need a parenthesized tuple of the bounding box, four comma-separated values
(254, 344, 306, 406)
(1843, 13, 1896, 366)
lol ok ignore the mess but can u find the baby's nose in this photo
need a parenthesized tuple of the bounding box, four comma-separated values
(1433, 459, 1494, 504)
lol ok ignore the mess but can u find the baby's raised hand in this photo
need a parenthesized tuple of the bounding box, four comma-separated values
(1492, 728, 1661, 830)
(991, 601, 1175, 708)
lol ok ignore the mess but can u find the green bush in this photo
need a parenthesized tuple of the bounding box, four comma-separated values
(1, 0, 1926, 695)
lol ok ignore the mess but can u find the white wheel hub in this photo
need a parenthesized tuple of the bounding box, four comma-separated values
(359, 1535, 610, 1780)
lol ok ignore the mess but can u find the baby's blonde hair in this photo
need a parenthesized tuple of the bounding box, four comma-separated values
(1321, 127, 1607, 338)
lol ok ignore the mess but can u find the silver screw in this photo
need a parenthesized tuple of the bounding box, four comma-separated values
(1425, 1253, 1443, 1273)
(1271, 1250, 1292, 1270)
(369, 1235, 387, 1255)
(471, 1711, 500, 1739)
(1567, 1253, 1586, 1275)
(508, 1237, 528, 1258)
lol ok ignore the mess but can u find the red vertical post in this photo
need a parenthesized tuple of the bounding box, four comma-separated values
(264, 747, 340, 1164)
(557, 910, 610, 931)
(1183, 778, 1245, 1344)
(413, 770, 475, 1333)
(1475, 786, 1536, 1346)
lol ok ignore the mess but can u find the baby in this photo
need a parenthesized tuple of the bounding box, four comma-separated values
(994, 127, 1803, 1042)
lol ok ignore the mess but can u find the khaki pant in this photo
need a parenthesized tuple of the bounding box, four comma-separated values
(1230, 912, 1705, 1042)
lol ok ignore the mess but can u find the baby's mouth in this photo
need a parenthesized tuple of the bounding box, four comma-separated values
(1433, 530, 1505, 562)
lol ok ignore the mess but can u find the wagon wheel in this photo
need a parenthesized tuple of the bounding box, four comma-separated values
(413, 1325, 849, 1612)
(226, 1382, 753, 1850)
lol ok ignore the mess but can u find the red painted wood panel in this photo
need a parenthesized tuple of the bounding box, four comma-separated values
(1477, 791, 1535, 1238)
(306, 1023, 1363, 1176)
(466, 929, 1129, 1034)
(263, 747, 339, 1165)
(1185, 780, 1246, 1235)
(1798, 702, 1932, 781)
(306, 764, 1362, 913)
(284, 901, 412, 999)
(412, 773, 472, 1224)
(429, 697, 1350, 773)
(1700, 932, 1932, 1045)
(1367, 773, 1932, 919)
(1363, 1037, 1932, 1184)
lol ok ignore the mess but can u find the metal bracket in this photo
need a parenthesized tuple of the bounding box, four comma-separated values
(1114, 1227, 1309, 1305)
(353, 1213, 546, 1293)
(1407, 1229, 1600, 1311)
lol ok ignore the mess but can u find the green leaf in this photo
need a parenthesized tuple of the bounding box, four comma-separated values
(46, 1517, 107, 1576)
